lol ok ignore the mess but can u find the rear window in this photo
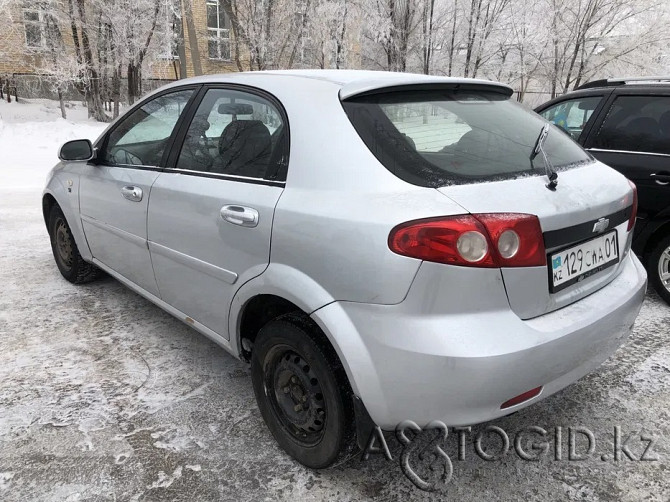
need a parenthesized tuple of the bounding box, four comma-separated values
(342, 90, 593, 187)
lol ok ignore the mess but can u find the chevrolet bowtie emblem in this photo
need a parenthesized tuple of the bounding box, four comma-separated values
(593, 217, 610, 233)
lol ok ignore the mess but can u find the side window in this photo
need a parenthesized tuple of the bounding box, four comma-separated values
(175, 88, 288, 180)
(538, 96, 602, 141)
(591, 95, 670, 154)
(102, 89, 194, 167)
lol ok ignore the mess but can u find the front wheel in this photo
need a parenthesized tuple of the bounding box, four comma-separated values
(251, 313, 355, 468)
(48, 205, 101, 284)
(648, 233, 670, 305)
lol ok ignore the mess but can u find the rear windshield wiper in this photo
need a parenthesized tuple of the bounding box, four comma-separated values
(531, 123, 558, 191)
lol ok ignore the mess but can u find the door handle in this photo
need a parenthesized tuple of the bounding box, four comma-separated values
(220, 205, 259, 227)
(650, 173, 670, 185)
(121, 185, 143, 202)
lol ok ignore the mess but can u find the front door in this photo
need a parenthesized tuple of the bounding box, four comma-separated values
(147, 87, 289, 338)
(79, 88, 196, 296)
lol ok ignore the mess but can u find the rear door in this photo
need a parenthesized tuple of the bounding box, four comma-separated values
(584, 91, 670, 225)
(79, 88, 196, 296)
(147, 86, 289, 339)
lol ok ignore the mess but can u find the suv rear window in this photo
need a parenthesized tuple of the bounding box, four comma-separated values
(342, 89, 593, 187)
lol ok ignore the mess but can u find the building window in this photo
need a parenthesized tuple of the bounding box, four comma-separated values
(23, 3, 47, 49)
(207, 0, 230, 60)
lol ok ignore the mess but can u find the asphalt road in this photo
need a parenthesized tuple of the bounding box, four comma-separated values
(1, 187, 669, 501)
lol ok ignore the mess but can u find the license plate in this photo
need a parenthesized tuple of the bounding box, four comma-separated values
(549, 230, 619, 292)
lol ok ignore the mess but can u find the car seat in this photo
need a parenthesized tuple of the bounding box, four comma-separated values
(212, 120, 271, 178)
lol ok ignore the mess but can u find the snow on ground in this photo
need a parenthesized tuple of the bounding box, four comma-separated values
(0, 99, 106, 192)
(0, 99, 669, 501)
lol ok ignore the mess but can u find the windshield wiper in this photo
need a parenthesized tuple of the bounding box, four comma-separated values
(530, 123, 558, 191)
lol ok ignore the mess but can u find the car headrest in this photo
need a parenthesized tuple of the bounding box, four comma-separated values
(217, 120, 271, 177)
(188, 116, 210, 136)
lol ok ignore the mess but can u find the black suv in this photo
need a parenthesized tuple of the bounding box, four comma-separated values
(536, 77, 670, 304)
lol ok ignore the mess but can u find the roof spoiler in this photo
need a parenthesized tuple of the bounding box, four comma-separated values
(340, 78, 514, 100)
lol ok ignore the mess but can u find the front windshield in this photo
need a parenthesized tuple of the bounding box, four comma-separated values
(342, 90, 593, 187)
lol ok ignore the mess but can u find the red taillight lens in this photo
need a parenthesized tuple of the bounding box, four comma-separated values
(475, 214, 547, 267)
(389, 215, 497, 267)
(627, 180, 638, 232)
(389, 213, 546, 268)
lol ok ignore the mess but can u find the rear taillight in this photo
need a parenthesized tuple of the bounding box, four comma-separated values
(627, 180, 637, 232)
(388, 215, 497, 267)
(475, 214, 547, 267)
(389, 213, 546, 268)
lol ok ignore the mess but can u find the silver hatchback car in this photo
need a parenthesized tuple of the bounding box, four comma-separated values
(44, 70, 647, 468)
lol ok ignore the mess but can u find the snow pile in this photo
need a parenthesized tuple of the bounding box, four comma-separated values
(0, 99, 107, 192)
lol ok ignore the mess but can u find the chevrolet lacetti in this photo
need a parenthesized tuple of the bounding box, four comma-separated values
(43, 70, 647, 468)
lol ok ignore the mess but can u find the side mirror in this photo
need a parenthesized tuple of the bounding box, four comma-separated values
(59, 139, 95, 162)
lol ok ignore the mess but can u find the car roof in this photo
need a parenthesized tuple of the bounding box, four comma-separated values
(159, 69, 514, 99)
(535, 78, 670, 112)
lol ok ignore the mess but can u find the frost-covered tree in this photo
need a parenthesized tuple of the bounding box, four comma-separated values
(302, 0, 353, 69)
(7, 0, 182, 119)
(542, 0, 670, 96)
(355, 0, 669, 99)
(97, 0, 163, 105)
(30, 5, 87, 118)
(361, 0, 421, 71)
(220, 0, 302, 70)
(5, 0, 670, 112)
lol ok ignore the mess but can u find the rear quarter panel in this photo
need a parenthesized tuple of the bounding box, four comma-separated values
(263, 81, 470, 305)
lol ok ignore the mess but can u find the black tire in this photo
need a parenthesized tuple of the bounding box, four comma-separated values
(48, 204, 101, 284)
(251, 313, 355, 469)
(648, 233, 670, 305)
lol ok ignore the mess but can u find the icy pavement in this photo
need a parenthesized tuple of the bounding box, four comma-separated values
(0, 100, 669, 501)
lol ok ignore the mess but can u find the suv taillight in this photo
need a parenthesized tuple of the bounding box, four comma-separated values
(388, 213, 546, 268)
(627, 180, 638, 232)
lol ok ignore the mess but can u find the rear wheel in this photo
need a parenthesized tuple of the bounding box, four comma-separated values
(251, 313, 355, 468)
(48, 205, 101, 284)
(648, 233, 670, 305)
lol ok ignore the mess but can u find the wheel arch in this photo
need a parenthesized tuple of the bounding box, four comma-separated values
(235, 288, 382, 448)
(237, 294, 303, 360)
(42, 192, 58, 227)
(642, 218, 670, 262)
(42, 185, 92, 262)
(229, 263, 335, 356)
(229, 264, 376, 401)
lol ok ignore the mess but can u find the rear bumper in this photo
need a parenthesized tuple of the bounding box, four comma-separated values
(311, 252, 647, 429)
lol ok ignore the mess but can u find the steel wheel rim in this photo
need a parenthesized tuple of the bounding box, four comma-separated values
(55, 218, 74, 269)
(263, 345, 327, 446)
(659, 245, 670, 293)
